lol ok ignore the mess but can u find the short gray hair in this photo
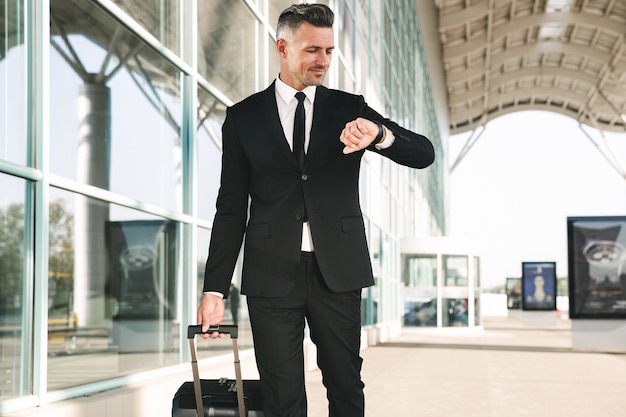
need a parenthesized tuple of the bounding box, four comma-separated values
(276, 3, 334, 39)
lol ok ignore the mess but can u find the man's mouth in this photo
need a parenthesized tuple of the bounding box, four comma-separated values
(310, 67, 326, 74)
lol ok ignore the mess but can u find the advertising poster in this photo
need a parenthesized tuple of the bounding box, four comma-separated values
(521, 262, 556, 311)
(567, 216, 626, 319)
(505, 277, 521, 309)
(106, 220, 178, 321)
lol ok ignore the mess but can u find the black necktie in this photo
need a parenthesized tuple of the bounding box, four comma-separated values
(293, 92, 306, 169)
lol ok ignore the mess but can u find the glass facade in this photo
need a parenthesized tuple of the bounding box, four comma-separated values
(0, 0, 445, 412)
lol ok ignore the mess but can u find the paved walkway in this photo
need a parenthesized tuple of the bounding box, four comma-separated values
(304, 317, 626, 417)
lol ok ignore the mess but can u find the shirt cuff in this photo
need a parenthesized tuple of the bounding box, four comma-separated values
(203, 291, 224, 298)
(374, 126, 395, 150)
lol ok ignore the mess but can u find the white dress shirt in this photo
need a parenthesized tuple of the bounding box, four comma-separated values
(275, 77, 316, 252)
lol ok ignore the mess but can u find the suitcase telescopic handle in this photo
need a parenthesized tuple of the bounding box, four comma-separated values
(187, 324, 245, 417)
(187, 324, 238, 339)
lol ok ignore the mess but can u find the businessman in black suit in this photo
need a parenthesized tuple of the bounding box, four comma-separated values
(198, 4, 435, 417)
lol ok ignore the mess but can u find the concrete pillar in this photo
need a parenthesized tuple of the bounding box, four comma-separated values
(73, 82, 111, 327)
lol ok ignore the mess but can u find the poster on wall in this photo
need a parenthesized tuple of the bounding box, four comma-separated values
(521, 262, 557, 311)
(567, 216, 626, 319)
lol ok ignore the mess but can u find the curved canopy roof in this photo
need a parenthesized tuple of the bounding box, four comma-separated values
(1, 0, 624, 137)
(435, 0, 626, 135)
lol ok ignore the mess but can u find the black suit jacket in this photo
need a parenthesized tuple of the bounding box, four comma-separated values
(203, 82, 434, 297)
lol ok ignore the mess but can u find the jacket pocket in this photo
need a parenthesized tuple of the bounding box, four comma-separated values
(246, 223, 270, 239)
(340, 216, 364, 233)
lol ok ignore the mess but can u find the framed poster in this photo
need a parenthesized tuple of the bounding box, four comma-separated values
(567, 216, 626, 319)
(505, 277, 521, 309)
(521, 262, 556, 311)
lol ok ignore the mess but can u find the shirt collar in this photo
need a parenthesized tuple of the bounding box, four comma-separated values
(275, 75, 317, 105)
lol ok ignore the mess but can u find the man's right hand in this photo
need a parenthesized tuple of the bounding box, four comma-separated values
(197, 293, 226, 339)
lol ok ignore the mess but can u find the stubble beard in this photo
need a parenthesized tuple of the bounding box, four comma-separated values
(303, 68, 327, 87)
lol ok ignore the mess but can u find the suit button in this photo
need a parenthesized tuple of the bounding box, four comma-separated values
(301, 174, 308, 180)
(295, 214, 303, 221)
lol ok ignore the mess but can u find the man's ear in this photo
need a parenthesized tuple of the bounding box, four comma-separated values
(276, 38, 287, 57)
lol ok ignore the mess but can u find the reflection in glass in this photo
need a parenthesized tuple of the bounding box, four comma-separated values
(404, 298, 436, 327)
(443, 298, 468, 327)
(336, 0, 355, 93)
(47, 188, 180, 390)
(0, 175, 30, 400)
(50, 0, 183, 211)
(402, 254, 436, 287)
(403, 255, 437, 327)
(443, 255, 468, 287)
(197, 227, 211, 302)
(197, 1, 258, 103)
(197, 88, 226, 223)
(195, 227, 254, 356)
(363, 223, 380, 326)
(268, 0, 299, 33)
(0, 0, 27, 165)
(268, 35, 280, 82)
(112, 0, 181, 56)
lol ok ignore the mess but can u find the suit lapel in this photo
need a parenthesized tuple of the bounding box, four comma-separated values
(259, 82, 300, 169)
(306, 86, 332, 167)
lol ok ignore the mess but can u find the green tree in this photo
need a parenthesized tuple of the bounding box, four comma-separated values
(48, 199, 74, 317)
(0, 200, 75, 318)
(0, 203, 25, 317)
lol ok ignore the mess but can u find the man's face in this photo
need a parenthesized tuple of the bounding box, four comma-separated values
(277, 22, 334, 90)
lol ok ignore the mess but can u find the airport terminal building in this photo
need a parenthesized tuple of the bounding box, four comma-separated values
(0, 1, 448, 414)
(3, 0, 624, 415)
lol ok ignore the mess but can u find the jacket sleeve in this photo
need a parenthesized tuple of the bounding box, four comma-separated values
(359, 96, 435, 169)
(202, 107, 250, 296)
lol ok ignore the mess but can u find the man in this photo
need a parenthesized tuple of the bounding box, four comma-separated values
(198, 4, 434, 417)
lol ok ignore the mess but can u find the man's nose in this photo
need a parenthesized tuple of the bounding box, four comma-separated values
(317, 52, 331, 66)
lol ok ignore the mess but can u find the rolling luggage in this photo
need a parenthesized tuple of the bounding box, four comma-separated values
(172, 325, 264, 417)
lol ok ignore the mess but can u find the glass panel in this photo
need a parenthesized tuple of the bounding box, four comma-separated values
(0, 0, 27, 165)
(362, 222, 380, 325)
(403, 298, 436, 327)
(112, 0, 181, 56)
(196, 226, 254, 357)
(50, 0, 183, 212)
(337, 0, 354, 93)
(268, 35, 280, 82)
(443, 298, 468, 327)
(443, 255, 468, 287)
(196, 87, 226, 223)
(197, 1, 257, 103)
(47, 187, 180, 390)
(402, 255, 436, 287)
(403, 255, 437, 328)
(197, 227, 210, 302)
(269, 1, 304, 33)
(338, 62, 353, 94)
(362, 280, 379, 326)
(0, 174, 30, 400)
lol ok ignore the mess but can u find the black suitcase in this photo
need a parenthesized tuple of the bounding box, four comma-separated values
(172, 325, 264, 417)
